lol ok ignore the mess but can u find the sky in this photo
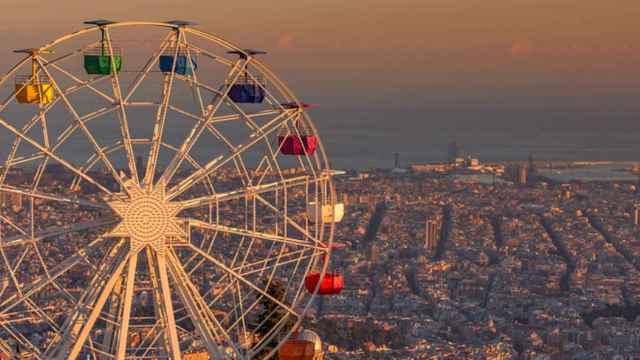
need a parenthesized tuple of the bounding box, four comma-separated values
(1, 0, 639, 168)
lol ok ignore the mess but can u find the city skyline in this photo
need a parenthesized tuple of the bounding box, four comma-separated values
(0, 1, 639, 168)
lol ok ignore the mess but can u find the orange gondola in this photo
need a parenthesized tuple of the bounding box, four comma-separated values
(278, 339, 315, 360)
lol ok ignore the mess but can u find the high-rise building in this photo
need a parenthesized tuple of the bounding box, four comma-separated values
(517, 165, 528, 185)
(447, 141, 459, 163)
(393, 152, 400, 168)
(506, 164, 529, 185)
(425, 219, 441, 251)
(527, 153, 537, 183)
(528, 153, 537, 174)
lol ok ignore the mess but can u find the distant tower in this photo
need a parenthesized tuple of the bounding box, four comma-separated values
(517, 165, 528, 185)
(394, 152, 400, 168)
(528, 153, 537, 183)
(425, 219, 441, 251)
(448, 141, 459, 163)
(528, 153, 536, 173)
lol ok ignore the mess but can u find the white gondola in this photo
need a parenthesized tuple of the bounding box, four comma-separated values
(307, 202, 344, 223)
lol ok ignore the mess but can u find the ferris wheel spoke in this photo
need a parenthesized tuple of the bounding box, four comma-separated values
(33, 99, 52, 177)
(186, 219, 318, 251)
(167, 250, 239, 359)
(115, 251, 138, 359)
(179, 174, 323, 210)
(0, 56, 31, 113)
(158, 58, 248, 187)
(169, 104, 281, 129)
(231, 247, 310, 275)
(1, 73, 114, 171)
(46, 63, 115, 103)
(7, 105, 120, 169)
(1, 217, 117, 248)
(142, 247, 171, 357)
(70, 140, 123, 190)
(0, 214, 27, 235)
(0, 115, 114, 195)
(224, 249, 317, 333)
(181, 41, 234, 67)
(183, 34, 254, 189)
(49, 241, 129, 360)
(255, 194, 322, 245)
(144, 30, 186, 189)
(35, 57, 130, 195)
(167, 108, 297, 200)
(123, 31, 175, 103)
(0, 235, 111, 315)
(103, 28, 139, 184)
(160, 141, 215, 194)
(0, 322, 42, 358)
(236, 249, 318, 278)
(154, 252, 182, 360)
(0, 184, 108, 209)
(185, 243, 299, 319)
(182, 32, 207, 118)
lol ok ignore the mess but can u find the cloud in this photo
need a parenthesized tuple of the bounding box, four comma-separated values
(276, 33, 295, 49)
(510, 39, 534, 58)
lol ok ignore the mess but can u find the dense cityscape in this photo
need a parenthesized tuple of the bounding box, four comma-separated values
(3, 152, 640, 359)
(309, 155, 640, 359)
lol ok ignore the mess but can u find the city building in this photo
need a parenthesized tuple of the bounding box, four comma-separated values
(425, 219, 441, 251)
(505, 164, 528, 185)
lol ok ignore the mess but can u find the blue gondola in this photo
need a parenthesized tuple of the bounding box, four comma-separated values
(159, 53, 197, 75)
(226, 49, 267, 104)
(228, 81, 265, 103)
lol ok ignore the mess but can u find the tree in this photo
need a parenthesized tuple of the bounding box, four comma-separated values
(254, 280, 296, 359)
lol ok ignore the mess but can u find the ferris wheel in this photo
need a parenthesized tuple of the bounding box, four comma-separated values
(0, 20, 344, 359)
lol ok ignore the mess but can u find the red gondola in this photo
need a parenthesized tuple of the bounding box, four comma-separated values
(278, 102, 318, 156)
(278, 135, 317, 156)
(304, 271, 343, 295)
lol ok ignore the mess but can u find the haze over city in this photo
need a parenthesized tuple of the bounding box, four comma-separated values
(2, 0, 639, 167)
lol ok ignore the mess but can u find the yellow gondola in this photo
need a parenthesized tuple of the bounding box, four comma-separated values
(14, 49, 54, 105)
(15, 76, 53, 104)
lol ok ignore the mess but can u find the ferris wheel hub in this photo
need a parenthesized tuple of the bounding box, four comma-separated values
(105, 179, 185, 255)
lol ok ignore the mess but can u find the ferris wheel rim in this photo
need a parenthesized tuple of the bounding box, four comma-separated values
(0, 20, 337, 359)
(0, 21, 335, 178)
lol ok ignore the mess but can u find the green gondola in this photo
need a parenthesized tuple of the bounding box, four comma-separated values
(84, 53, 122, 75)
(83, 22, 122, 75)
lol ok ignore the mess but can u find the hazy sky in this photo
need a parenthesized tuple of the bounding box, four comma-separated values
(1, 0, 639, 167)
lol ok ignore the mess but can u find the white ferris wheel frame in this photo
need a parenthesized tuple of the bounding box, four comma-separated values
(0, 20, 337, 360)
